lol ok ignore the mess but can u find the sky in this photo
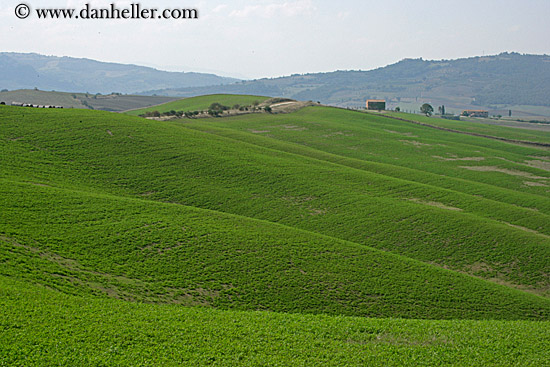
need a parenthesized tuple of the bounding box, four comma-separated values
(1, 0, 550, 79)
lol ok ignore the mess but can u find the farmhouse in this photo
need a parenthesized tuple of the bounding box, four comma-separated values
(366, 99, 386, 110)
(462, 109, 489, 118)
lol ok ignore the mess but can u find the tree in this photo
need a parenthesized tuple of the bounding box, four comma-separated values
(209, 102, 229, 112)
(420, 103, 434, 116)
(394, 107, 400, 112)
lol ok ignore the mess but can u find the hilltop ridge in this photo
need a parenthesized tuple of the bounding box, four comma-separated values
(0, 53, 238, 94)
(143, 53, 550, 117)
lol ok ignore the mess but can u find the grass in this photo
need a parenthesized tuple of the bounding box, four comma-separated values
(124, 94, 270, 116)
(1, 99, 550, 364)
(2, 179, 549, 320)
(179, 108, 550, 291)
(384, 110, 550, 144)
(0, 89, 178, 111)
(1, 276, 550, 366)
(1, 105, 549, 297)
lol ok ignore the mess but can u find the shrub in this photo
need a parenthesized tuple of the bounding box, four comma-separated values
(209, 103, 229, 112)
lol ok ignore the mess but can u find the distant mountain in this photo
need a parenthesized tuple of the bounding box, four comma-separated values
(4, 52, 550, 116)
(0, 53, 238, 94)
(143, 53, 550, 114)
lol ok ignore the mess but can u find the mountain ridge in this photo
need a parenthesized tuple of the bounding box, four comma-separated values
(141, 52, 550, 116)
(0, 52, 238, 94)
(2, 52, 550, 116)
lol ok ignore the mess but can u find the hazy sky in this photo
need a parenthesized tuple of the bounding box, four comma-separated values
(2, 0, 550, 79)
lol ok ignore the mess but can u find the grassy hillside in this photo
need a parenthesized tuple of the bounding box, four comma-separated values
(179, 109, 550, 292)
(3, 179, 549, 320)
(1, 104, 549, 298)
(1, 99, 550, 363)
(125, 94, 270, 116)
(383, 111, 550, 145)
(0, 89, 179, 111)
(2, 276, 549, 366)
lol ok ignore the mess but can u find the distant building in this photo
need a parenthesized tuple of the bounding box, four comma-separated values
(366, 100, 386, 110)
(462, 109, 489, 118)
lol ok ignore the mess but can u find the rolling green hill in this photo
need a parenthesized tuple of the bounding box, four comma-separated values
(1, 97, 549, 364)
(125, 94, 270, 116)
(2, 276, 549, 366)
(383, 110, 550, 145)
(3, 178, 549, 320)
(0, 89, 179, 112)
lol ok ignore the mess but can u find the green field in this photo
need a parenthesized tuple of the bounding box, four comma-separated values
(2, 277, 549, 366)
(0, 89, 178, 111)
(1, 97, 549, 364)
(124, 94, 270, 116)
(384, 110, 550, 145)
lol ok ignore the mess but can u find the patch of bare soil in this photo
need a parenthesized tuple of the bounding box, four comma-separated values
(433, 260, 549, 297)
(323, 131, 354, 138)
(281, 196, 327, 216)
(503, 222, 550, 238)
(383, 129, 418, 137)
(529, 155, 550, 161)
(270, 101, 295, 108)
(279, 124, 307, 131)
(523, 181, 549, 187)
(432, 155, 485, 161)
(464, 261, 496, 273)
(29, 182, 51, 187)
(408, 198, 462, 211)
(268, 100, 319, 113)
(525, 160, 550, 172)
(400, 140, 432, 147)
(460, 165, 548, 179)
